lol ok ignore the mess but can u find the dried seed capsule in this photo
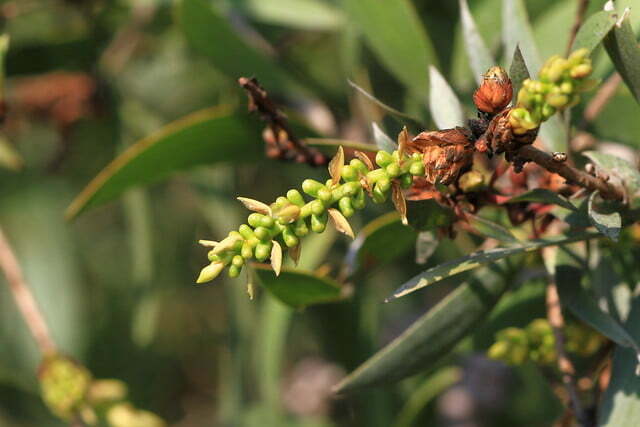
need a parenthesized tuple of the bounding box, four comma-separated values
(339, 197, 354, 218)
(311, 212, 328, 233)
(473, 66, 513, 114)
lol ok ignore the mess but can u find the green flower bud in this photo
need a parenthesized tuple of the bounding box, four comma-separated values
(248, 213, 264, 228)
(375, 150, 393, 167)
(238, 224, 255, 240)
(546, 93, 569, 108)
(255, 242, 272, 261)
(302, 179, 324, 197)
(545, 57, 567, 83)
(197, 262, 225, 283)
(286, 189, 305, 206)
(367, 168, 388, 183)
(253, 226, 271, 241)
(87, 379, 127, 405)
(232, 255, 244, 267)
(541, 103, 556, 120)
(228, 265, 241, 278)
(352, 188, 366, 210)
(377, 177, 391, 192)
(372, 184, 387, 203)
(386, 162, 401, 178)
(400, 173, 414, 188)
(282, 227, 299, 247)
(341, 165, 358, 181)
(311, 199, 325, 215)
(409, 161, 425, 176)
(570, 63, 592, 79)
(293, 218, 309, 237)
(560, 81, 573, 94)
(311, 212, 328, 233)
(241, 242, 254, 259)
(349, 158, 369, 174)
(39, 355, 92, 420)
(338, 197, 355, 218)
(107, 403, 165, 427)
(340, 181, 362, 198)
(317, 187, 332, 203)
(275, 205, 301, 224)
(208, 252, 220, 262)
(259, 215, 275, 228)
(568, 47, 588, 64)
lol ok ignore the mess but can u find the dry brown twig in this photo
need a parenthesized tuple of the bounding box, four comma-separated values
(0, 226, 56, 355)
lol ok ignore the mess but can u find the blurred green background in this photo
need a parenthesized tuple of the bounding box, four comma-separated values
(1, 0, 639, 425)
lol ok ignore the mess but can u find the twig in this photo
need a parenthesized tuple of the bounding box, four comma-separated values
(517, 145, 625, 201)
(566, 0, 590, 56)
(582, 73, 622, 123)
(546, 280, 589, 427)
(238, 77, 327, 166)
(0, 226, 56, 355)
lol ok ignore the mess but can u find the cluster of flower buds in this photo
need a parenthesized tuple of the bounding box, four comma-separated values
(509, 48, 596, 135)
(487, 318, 603, 366)
(39, 354, 165, 426)
(197, 131, 428, 284)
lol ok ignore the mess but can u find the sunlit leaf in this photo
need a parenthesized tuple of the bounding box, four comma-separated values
(241, 0, 344, 31)
(334, 266, 508, 392)
(588, 191, 622, 241)
(571, 10, 617, 54)
(372, 123, 397, 153)
(458, 0, 495, 84)
(583, 150, 640, 208)
(406, 199, 453, 232)
(342, 0, 437, 94)
(253, 265, 342, 309)
(415, 231, 438, 265)
(388, 232, 599, 301)
(66, 108, 261, 219)
(347, 80, 423, 127)
(468, 214, 519, 243)
(604, 11, 640, 103)
(508, 188, 577, 211)
(428, 66, 466, 129)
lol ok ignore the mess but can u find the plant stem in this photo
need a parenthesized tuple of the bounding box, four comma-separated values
(0, 225, 56, 355)
(565, 0, 590, 56)
(546, 280, 589, 427)
(517, 145, 625, 200)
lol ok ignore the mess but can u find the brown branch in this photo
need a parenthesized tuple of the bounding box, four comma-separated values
(0, 226, 56, 355)
(566, 0, 590, 56)
(546, 279, 589, 427)
(582, 73, 622, 123)
(238, 77, 327, 166)
(517, 145, 625, 201)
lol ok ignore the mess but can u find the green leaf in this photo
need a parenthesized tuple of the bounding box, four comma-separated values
(556, 265, 640, 356)
(66, 108, 261, 219)
(571, 10, 617, 54)
(387, 232, 599, 301)
(179, 0, 297, 92)
(539, 116, 568, 153)
(458, 0, 495, 84)
(347, 80, 424, 128)
(588, 191, 622, 241)
(599, 295, 640, 426)
(507, 188, 577, 212)
(468, 215, 519, 243)
(502, 0, 541, 74)
(253, 265, 343, 309)
(583, 150, 640, 208)
(241, 0, 344, 31)
(342, 0, 437, 94)
(509, 45, 530, 104)
(604, 11, 640, 103)
(415, 231, 438, 265)
(406, 199, 454, 232)
(333, 266, 509, 393)
(372, 123, 397, 153)
(428, 66, 466, 129)
(345, 212, 417, 276)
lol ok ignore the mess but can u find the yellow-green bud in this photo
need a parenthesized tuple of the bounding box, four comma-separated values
(547, 93, 569, 108)
(282, 227, 299, 247)
(228, 265, 241, 278)
(341, 165, 358, 181)
(255, 242, 272, 261)
(232, 255, 244, 267)
(570, 63, 592, 79)
(241, 242, 253, 259)
(293, 218, 309, 237)
(317, 187, 332, 203)
(372, 184, 387, 203)
(311, 213, 327, 233)
(247, 213, 264, 228)
(286, 189, 305, 206)
(302, 179, 324, 197)
(311, 199, 325, 215)
(197, 262, 225, 283)
(253, 226, 271, 241)
(352, 189, 366, 210)
(39, 355, 92, 420)
(275, 205, 301, 224)
(339, 197, 355, 218)
(88, 379, 127, 405)
(349, 158, 369, 174)
(409, 161, 425, 176)
(375, 150, 393, 167)
(377, 177, 391, 192)
(386, 162, 401, 178)
(107, 403, 165, 427)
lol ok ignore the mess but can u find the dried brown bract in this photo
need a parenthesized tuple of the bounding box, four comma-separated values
(408, 127, 474, 185)
(473, 66, 513, 115)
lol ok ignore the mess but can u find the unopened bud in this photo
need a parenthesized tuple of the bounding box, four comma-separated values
(275, 204, 301, 224)
(196, 262, 224, 283)
(39, 355, 92, 420)
(570, 63, 592, 79)
(88, 379, 128, 405)
(107, 403, 165, 427)
(473, 66, 513, 114)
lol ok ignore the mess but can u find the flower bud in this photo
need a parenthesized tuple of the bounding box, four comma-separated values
(341, 165, 358, 181)
(375, 150, 393, 167)
(39, 355, 92, 420)
(228, 265, 241, 278)
(301, 179, 324, 197)
(255, 242, 272, 261)
(275, 204, 301, 224)
(286, 189, 305, 206)
(88, 379, 127, 405)
(473, 66, 513, 114)
(107, 403, 165, 427)
(196, 262, 224, 283)
(311, 213, 327, 233)
(570, 63, 592, 79)
(293, 218, 309, 237)
(339, 196, 355, 218)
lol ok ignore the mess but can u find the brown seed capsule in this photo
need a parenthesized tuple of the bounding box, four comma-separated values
(408, 127, 473, 185)
(473, 66, 513, 114)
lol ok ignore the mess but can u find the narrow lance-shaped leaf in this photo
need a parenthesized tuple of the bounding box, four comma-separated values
(254, 265, 342, 309)
(588, 191, 622, 241)
(556, 265, 640, 367)
(458, 0, 495, 84)
(347, 80, 424, 128)
(509, 45, 530, 104)
(508, 188, 577, 212)
(604, 10, 640, 103)
(388, 232, 600, 301)
(468, 215, 519, 243)
(372, 123, 397, 153)
(415, 231, 438, 265)
(241, 0, 344, 31)
(571, 10, 617, 54)
(428, 66, 466, 129)
(342, 0, 438, 94)
(583, 150, 640, 208)
(334, 265, 509, 393)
